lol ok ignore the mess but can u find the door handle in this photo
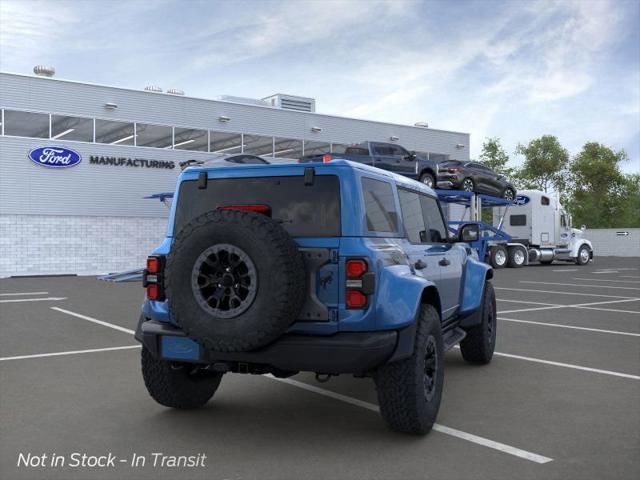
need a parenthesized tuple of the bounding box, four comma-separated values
(414, 259, 427, 270)
(439, 257, 450, 267)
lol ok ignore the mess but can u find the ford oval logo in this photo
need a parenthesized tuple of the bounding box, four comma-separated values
(28, 146, 82, 168)
(514, 195, 530, 205)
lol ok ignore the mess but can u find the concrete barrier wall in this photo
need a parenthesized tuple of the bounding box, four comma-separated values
(586, 228, 640, 257)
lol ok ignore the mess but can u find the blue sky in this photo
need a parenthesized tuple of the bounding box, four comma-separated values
(1, 0, 638, 172)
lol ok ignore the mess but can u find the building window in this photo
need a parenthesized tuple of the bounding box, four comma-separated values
(243, 134, 274, 156)
(95, 119, 135, 145)
(3, 110, 49, 138)
(361, 177, 398, 233)
(331, 143, 349, 154)
(303, 140, 330, 157)
(135, 123, 173, 148)
(210, 131, 243, 154)
(174, 127, 208, 151)
(51, 114, 93, 142)
(273, 137, 303, 159)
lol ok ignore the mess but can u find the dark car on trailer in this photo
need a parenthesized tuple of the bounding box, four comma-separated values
(437, 160, 516, 200)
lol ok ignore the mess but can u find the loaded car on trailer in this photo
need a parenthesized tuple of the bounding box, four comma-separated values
(136, 159, 497, 434)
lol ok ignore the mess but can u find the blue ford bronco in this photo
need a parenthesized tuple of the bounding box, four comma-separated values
(136, 160, 496, 434)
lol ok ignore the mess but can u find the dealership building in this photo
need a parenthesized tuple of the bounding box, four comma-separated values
(0, 69, 470, 277)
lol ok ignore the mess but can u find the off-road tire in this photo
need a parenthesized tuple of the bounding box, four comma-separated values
(419, 172, 435, 189)
(374, 304, 444, 434)
(141, 347, 222, 409)
(166, 209, 306, 352)
(460, 282, 496, 364)
(489, 245, 508, 269)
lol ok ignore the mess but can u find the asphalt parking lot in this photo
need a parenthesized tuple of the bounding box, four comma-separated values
(1, 257, 639, 480)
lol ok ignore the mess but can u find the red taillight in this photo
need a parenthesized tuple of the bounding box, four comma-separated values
(219, 204, 271, 215)
(322, 154, 332, 163)
(448, 167, 460, 173)
(346, 290, 367, 309)
(146, 283, 160, 301)
(346, 259, 367, 278)
(147, 256, 161, 274)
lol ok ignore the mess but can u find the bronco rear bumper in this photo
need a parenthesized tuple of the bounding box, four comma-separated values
(135, 318, 399, 374)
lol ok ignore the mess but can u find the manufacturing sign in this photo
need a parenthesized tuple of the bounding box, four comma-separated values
(514, 195, 530, 205)
(89, 156, 175, 169)
(28, 146, 82, 168)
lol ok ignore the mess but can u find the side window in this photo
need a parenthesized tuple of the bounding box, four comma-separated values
(388, 145, 409, 157)
(541, 196, 550, 206)
(419, 195, 448, 243)
(510, 215, 527, 226)
(361, 177, 398, 233)
(561, 215, 567, 227)
(398, 189, 427, 243)
(372, 144, 392, 156)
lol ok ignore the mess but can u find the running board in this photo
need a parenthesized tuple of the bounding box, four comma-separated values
(443, 327, 466, 351)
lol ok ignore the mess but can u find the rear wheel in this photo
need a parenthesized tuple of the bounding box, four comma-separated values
(507, 246, 526, 268)
(419, 172, 435, 189)
(374, 304, 444, 434)
(462, 178, 475, 192)
(489, 245, 508, 269)
(141, 347, 223, 409)
(502, 188, 516, 201)
(460, 282, 496, 364)
(576, 245, 591, 265)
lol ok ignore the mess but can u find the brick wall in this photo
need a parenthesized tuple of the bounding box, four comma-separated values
(0, 214, 167, 277)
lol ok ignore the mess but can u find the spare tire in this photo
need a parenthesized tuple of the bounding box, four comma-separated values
(165, 209, 306, 352)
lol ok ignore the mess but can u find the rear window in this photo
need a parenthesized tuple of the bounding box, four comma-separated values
(344, 147, 369, 156)
(362, 177, 398, 233)
(174, 175, 341, 237)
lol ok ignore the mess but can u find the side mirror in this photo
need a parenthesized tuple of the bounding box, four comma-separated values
(458, 223, 480, 243)
(405, 151, 417, 161)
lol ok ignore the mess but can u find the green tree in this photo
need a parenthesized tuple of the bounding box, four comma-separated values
(515, 135, 570, 193)
(618, 174, 640, 227)
(566, 142, 632, 228)
(479, 137, 513, 176)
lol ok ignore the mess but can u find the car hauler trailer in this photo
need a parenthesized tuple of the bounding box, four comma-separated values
(439, 189, 594, 268)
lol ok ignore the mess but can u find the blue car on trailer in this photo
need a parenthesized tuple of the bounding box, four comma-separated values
(136, 159, 497, 434)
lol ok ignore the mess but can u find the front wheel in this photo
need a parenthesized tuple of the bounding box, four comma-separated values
(141, 347, 223, 409)
(419, 172, 435, 189)
(461, 178, 475, 192)
(374, 304, 444, 434)
(576, 245, 591, 265)
(460, 282, 496, 364)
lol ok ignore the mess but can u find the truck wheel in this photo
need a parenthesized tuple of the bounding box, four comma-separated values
(462, 178, 475, 192)
(141, 347, 223, 409)
(374, 304, 444, 434)
(166, 209, 306, 352)
(576, 245, 591, 265)
(507, 246, 526, 268)
(489, 245, 507, 269)
(460, 282, 496, 364)
(419, 172, 435, 189)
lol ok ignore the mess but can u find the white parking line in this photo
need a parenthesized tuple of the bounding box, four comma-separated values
(0, 345, 141, 362)
(574, 306, 640, 315)
(552, 269, 578, 272)
(520, 281, 640, 291)
(572, 278, 639, 284)
(498, 317, 640, 337)
(499, 298, 640, 314)
(497, 299, 559, 306)
(0, 291, 49, 296)
(0, 297, 67, 303)
(267, 375, 553, 464)
(621, 276, 640, 279)
(491, 351, 640, 381)
(51, 307, 135, 335)
(593, 271, 619, 274)
(495, 287, 637, 299)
